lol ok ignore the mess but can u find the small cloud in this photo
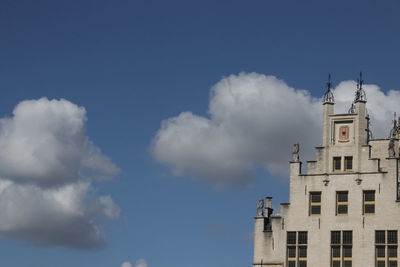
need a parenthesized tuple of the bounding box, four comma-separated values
(121, 262, 132, 267)
(135, 259, 148, 267)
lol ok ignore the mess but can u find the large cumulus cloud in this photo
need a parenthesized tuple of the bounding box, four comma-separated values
(0, 98, 119, 248)
(151, 72, 400, 187)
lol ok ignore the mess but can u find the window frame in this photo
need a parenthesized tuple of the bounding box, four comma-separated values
(344, 156, 353, 171)
(309, 192, 321, 216)
(363, 190, 375, 215)
(336, 191, 349, 216)
(287, 231, 308, 267)
(331, 231, 352, 267)
(375, 230, 398, 267)
(333, 157, 342, 172)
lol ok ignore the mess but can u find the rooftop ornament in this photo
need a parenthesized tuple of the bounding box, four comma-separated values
(322, 74, 335, 104)
(389, 112, 400, 139)
(349, 72, 367, 114)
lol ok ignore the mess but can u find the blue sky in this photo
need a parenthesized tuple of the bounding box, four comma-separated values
(1, 0, 400, 266)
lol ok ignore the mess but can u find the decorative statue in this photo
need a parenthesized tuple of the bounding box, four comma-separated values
(292, 143, 300, 162)
(257, 198, 264, 216)
(389, 139, 396, 158)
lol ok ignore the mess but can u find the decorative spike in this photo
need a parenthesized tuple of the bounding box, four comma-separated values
(353, 71, 367, 103)
(327, 73, 332, 90)
(322, 73, 335, 104)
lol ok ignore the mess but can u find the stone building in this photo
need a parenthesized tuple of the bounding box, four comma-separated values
(253, 74, 400, 267)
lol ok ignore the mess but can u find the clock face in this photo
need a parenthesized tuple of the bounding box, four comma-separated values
(339, 126, 349, 141)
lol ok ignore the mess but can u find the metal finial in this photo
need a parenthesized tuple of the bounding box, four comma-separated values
(353, 71, 367, 103)
(357, 72, 364, 90)
(322, 73, 335, 104)
(327, 73, 332, 90)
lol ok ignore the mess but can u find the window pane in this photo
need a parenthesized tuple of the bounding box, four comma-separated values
(337, 204, 348, 214)
(288, 247, 296, 257)
(332, 246, 341, 257)
(364, 191, 375, 201)
(389, 261, 398, 267)
(337, 192, 348, 202)
(298, 232, 308, 244)
(333, 157, 341, 170)
(376, 231, 386, 244)
(298, 246, 307, 257)
(377, 246, 386, 257)
(332, 261, 341, 267)
(364, 204, 375, 214)
(288, 262, 296, 267)
(388, 246, 398, 257)
(287, 232, 296, 244)
(344, 156, 353, 170)
(343, 261, 352, 267)
(311, 205, 321, 215)
(343, 246, 352, 257)
(298, 261, 307, 267)
(377, 262, 385, 267)
(331, 231, 341, 244)
(388, 231, 398, 244)
(311, 192, 321, 203)
(343, 231, 352, 245)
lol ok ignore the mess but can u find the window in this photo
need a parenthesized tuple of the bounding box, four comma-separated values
(363, 191, 375, 215)
(287, 231, 307, 267)
(309, 192, 321, 215)
(333, 157, 341, 171)
(331, 231, 352, 267)
(344, 156, 353, 171)
(336, 191, 348, 215)
(375, 230, 398, 267)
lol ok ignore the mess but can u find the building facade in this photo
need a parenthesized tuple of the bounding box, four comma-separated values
(253, 75, 400, 267)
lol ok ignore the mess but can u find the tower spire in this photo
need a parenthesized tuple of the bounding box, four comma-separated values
(354, 71, 367, 103)
(322, 73, 335, 104)
(348, 72, 367, 113)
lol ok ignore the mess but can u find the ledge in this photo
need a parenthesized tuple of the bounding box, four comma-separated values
(300, 171, 387, 177)
(253, 262, 284, 266)
(330, 113, 357, 117)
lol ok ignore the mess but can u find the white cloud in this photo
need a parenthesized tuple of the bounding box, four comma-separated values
(0, 98, 120, 248)
(135, 259, 148, 267)
(120, 259, 147, 267)
(0, 98, 119, 186)
(151, 72, 400, 187)
(121, 262, 133, 267)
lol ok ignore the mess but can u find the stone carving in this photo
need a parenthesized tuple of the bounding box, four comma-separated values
(292, 143, 300, 162)
(389, 139, 396, 158)
(257, 199, 264, 216)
